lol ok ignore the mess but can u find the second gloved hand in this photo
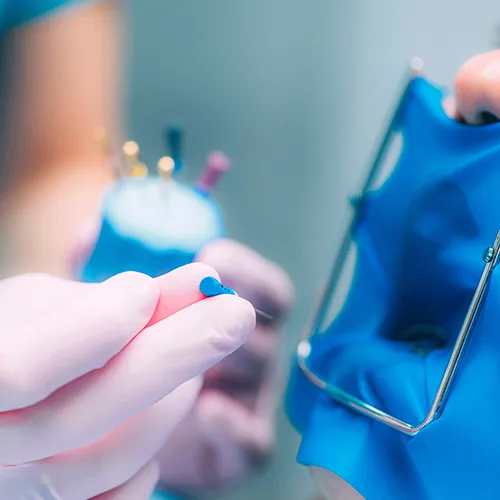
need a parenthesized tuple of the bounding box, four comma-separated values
(155, 239, 294, 495)
(0, 264, 255, 499)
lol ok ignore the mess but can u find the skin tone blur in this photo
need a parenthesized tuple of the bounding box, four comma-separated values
(0, 0, 121, 278)
(315, 49, 500, 499)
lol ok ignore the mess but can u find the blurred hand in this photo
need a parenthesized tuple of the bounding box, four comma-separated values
(155, 239, 294, 495)
(0, 265, 255, 499)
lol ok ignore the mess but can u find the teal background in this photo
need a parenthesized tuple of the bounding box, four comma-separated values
(124, 2, 498, 499)
(124, 2, 500, 499)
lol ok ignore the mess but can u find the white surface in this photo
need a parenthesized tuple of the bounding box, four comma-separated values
(106, 178, 223, 251)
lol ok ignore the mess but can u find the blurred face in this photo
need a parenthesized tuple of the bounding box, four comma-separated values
(443, 50, 500, 124)
(311, 49, 500, 499)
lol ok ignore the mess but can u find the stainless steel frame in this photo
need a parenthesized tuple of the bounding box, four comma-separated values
(296, 58, 500, 436)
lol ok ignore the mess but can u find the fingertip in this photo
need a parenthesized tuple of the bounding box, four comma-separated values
(102, 272, 160, 320)
(155, 262, 220, 289)
(214, 295, 256, 350)
(109, 271, 158, 295)
(185, 262, 221, 283)
(152, 262, 220, 305)
(239, 297, 258, 338)
(130, 294, 256, 401)
(148, 263, 221, 326)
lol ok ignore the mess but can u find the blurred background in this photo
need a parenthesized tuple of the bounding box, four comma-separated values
(0, 0, 497, 498)
(124, 1, 498, 499)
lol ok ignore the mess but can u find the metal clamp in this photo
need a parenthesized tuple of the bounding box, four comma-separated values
(295, 58, 500, 436)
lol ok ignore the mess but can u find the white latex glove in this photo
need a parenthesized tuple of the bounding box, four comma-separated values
(0, 264, 255, 499)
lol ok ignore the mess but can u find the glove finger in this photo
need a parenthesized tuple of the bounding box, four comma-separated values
(0, 293, 255, 464)
(0, 273, 94, 327)
(0, 271, 159, 412)
(196, 391, 273, 456)
(147, 262, 219, 327)
(35, 377, 201, 499)
(91, 460, 160, 500)
(196, 392, 272, 484)
(205, 327, 277, 380)
(156, 390, 272, 493)
(0, 460, 160, 500)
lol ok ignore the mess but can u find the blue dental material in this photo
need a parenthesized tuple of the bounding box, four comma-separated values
(199, 277, 273, 323)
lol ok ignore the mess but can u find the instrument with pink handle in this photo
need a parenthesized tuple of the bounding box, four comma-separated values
(80, 126, 231, 283)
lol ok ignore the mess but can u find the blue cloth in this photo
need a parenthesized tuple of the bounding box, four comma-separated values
(286, 76, 500, 499)
(0, 0, 80, 32)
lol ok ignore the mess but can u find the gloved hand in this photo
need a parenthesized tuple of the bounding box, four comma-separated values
(0, 264, 255, 499)
(154, 239, 294, 496)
